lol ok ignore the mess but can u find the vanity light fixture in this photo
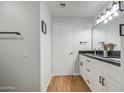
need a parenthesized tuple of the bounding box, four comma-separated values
(96, 1, 120, 25)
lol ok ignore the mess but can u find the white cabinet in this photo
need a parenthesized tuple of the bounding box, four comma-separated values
(94, 69, 120, 92)
(94, 70, 105, 92)
(79, 55, 94, 90)
(79, 54, 121, 92)
(94, 59, 120, 92)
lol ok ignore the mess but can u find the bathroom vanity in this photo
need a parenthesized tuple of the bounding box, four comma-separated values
(79, 1, 123, 91)
(79, 51, 120, 92)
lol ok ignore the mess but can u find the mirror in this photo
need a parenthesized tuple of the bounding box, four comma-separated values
(93, 16, 124, 51)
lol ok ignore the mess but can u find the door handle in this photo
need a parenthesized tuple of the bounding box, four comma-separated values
(70, 52, 73, 55)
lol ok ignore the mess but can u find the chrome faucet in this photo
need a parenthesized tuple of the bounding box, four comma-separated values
(94, 48, 96, 55)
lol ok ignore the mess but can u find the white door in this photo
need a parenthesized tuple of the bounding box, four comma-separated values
(53, 24, 74, 76)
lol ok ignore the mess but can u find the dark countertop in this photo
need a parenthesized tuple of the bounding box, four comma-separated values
(79, 51, 121, 67)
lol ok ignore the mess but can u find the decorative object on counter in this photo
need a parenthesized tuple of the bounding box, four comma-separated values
(101, 42, 117, 57)
(108, 43, 117, 51)
(101, 42, 108, 50)
(101, 42, 108, 57)
(94, 48, 97, 55)
(103, 50, 108, 57)
(120, 24, 124, 36)
(41, 20, 47, 35)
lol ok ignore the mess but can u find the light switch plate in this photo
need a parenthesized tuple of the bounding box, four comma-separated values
(24, 49, 29, 57)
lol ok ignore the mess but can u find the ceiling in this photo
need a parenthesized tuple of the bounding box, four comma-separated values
(47, 1, 108, 18)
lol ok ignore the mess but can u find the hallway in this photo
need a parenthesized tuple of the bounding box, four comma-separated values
(47, 76, 91, 92)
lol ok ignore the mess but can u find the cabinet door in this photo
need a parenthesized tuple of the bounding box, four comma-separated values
(79, 55, 87, 78)
(79, 56, 85, 77)
(79, 56, 83, 77)
(94, 70, 105, 92)
(105, 76, 120, 92)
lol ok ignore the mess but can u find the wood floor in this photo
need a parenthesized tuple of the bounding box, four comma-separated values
(47, 76, 91, 92)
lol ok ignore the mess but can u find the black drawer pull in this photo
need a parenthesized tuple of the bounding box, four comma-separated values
(87, 80, 90, 84)
(80, 62, 82, 66)
(99, 76, 102, 83)
(102, 77, 105, 86)
(86, 69, 90, 72)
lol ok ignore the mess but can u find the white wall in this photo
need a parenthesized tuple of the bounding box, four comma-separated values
(40, 2, 52, 92)
(0, 2, 40, 91)
(52, 16, 93, 75)
(121, 36, 124, 91)
(0, 1, 52, 92)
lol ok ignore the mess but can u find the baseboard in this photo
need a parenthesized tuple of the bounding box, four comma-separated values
(73, 73, 80, 76)
(44, 74, 54, 92)
(52, 73, 80, 76)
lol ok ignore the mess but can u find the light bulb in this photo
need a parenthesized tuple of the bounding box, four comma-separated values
(108, 16, 112, 20)
(104, 19, 108, 24)
(112, 4, 119, 12)
(96, 19, 100, 24)
(113, 4, 117, 11)
(106, 10, 110, 16)
(101, 15, 105, 21)
(113, 11, 119, 17)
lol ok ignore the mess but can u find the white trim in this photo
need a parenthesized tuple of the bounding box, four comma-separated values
(73, 73, 80, 76)
(44, 74, 54, 92)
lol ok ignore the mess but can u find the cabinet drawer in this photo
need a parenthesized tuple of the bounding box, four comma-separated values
(84, 56, 94, 66)
(86, 64, 92, 72)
